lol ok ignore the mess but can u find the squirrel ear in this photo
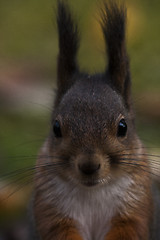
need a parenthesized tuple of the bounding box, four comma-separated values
(101, 2, 131, 109)
(56, 0, 79, 104)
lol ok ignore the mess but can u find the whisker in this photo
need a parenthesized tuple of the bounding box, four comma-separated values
(116, 153, 160, 159)
(1, 178, 34, 203)
(0, 161, 71, 200)
(27, 101, 53, 113)
(5, 154, 63, 160)
(109, 146, 160, 156)
(118, 157, 160, 165)
(118, 161, 160, 178)
(0, 159, 70, 179)
(118, 158, 160, 169)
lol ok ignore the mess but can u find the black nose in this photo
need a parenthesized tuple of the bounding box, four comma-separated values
(78, 163, 100, 175)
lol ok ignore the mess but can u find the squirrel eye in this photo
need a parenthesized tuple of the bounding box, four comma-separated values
(53, 120, 62, 138)
(117, 119, 127, 137)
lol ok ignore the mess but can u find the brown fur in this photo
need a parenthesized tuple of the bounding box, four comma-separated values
(33, 1, 153, 239)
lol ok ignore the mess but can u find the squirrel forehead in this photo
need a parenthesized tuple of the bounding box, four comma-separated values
(58, 80, 125, 121)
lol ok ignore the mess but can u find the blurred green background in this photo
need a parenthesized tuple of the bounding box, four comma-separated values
(0, 0, 159, 232)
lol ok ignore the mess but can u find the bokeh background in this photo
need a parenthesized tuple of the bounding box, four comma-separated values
(0, 0, 160, 237)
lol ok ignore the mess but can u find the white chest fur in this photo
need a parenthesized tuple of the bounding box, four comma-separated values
(66, 187, 115, 240)
(43, 175, 135, 240)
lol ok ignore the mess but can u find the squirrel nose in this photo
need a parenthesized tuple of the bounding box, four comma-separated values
(78, 163, 100, 175)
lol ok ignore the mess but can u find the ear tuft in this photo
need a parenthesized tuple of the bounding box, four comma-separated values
(56, 0, 80, 104)
(101, 1, 131, 108)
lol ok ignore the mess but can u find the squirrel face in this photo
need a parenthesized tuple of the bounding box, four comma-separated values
(48, 77, 139, 187)
(38, 2, 148, 189)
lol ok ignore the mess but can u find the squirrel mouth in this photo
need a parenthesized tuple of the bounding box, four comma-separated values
(81, 178, 108, 187)
(82, 180, 98, 187)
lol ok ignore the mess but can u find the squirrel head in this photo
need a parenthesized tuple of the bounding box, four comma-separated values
(46, 1, 144, 187)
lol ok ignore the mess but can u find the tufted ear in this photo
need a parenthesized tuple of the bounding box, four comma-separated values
(56, 0, 79, 104)
(101, 1, 131, 109)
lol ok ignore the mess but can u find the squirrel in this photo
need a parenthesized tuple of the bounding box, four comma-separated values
(32, 1, 160, 240)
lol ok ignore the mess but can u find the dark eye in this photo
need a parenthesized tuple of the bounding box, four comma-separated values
(53, 120, 62, 138)
(117, 119, 127, 137)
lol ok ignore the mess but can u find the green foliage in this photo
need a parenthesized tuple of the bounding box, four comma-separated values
(0, 0, 160, 91)
(0, 110, 49, 173)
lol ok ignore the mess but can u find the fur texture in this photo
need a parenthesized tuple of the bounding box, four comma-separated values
(33, 1, 153, 239)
